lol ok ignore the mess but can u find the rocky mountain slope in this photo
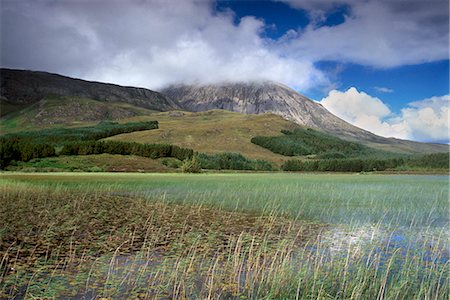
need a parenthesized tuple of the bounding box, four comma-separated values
(1, 69, 446, 154)
(1, 68, 180, 111)
(161, 81, 381, 140)
(161, 81, 448, 153)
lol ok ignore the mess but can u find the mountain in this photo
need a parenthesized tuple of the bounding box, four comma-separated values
(161, 81, 381, 140)
(0, 68, 180, 112)
(0, 69, 446, 154)
(160, 81, 448, 154)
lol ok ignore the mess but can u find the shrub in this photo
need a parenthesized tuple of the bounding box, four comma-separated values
(87, 166, 103, 172)
(197, 152, 273, 171)
(181, 156, 202, 173)
(161, 158, 182, 168)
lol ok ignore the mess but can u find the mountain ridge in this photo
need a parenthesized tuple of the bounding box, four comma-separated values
(0, 68, 180, 111)
(161, 81, 389, 142)
(1, 69, 447, 154)
(160, 81, 448, 153)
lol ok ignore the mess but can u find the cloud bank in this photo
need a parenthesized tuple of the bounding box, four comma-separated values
(281, 0, 449, 67)
(0, 0, 326, 90)
(320, 88, 449, 143)
(1, 0, 448, 143)
(1, 0, 448, 90)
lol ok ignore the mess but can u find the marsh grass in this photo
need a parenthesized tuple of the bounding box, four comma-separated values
(0, 182, 321, 298)
(0, 173, 448, 299)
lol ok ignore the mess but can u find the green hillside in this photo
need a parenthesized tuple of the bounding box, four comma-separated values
(1, 98, 448, 170)
(251, 128, 390, 159)
(106, 110, 299, 164)
(0, 96, 157, 132)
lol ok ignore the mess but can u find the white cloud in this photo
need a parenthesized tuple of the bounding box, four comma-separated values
(1, 0, 447, 91)
(401, 95, 450, 142)
(320, 87, 391, 121)
(320, 88, 449, 143)
(281, 0, 449, 68)
(0, 0, 328, 91)
(374, 87, 394, 93)
(1, 0, 448, 144)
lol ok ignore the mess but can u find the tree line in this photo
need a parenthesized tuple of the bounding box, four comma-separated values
(0, 138, 55, 169)
(1, 120, 160, 168)
(281, 152, 449, 172)
(60, 140, 193, 161)
(2, 120, 159, 146)
(281, 158, 405, 172)
(197, 152, 273, 171)
(251, 128, 376, 157)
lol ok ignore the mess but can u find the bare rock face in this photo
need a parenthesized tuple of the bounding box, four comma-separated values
(0, 68, 181, 111)
(161, 81, 384, 142)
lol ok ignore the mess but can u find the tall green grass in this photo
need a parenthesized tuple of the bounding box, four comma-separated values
(0, 173, 448, 299)
(4, 173, 446, 226)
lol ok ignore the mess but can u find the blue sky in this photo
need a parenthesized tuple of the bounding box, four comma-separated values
(310, 60, 449, 112)
(217, 0, 348, 39)
(217, 0, 449, 113)
(1, 0, 448, 143)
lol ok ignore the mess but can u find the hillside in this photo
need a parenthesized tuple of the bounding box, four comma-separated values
(0, 68, 180, 113)
(106, 110, 299, 164)
(251, 128, 386, 158)
(161, 81, 380, 140)
(1, 69, 446, 156)
(0, 96, 157, 132)
(161, 82, 448, 154)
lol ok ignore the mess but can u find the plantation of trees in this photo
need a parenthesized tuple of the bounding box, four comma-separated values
(282, 153, 449, 172)
(197, 152, 274, 171)
(2, 120, 159, 146)
(0, 121, 161, 168)
(0, 138, 55, 169)
(60, 141, 193, 161)
(251, 128, 379, 157)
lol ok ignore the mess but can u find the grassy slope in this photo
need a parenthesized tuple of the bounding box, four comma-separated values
(6, 154, 172, 173)
(106, 110, 299, 164)
(363, 138, 448, 154)
(0, 96, 157, 133)
(0, 100, 30, 117)
(2, 98, 447, 161)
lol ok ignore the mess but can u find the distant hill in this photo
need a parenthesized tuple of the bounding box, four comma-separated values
(106, 110, 299, 164)
(0, 68, 180, 113)
(0, 69, 446, 155)
(161, 82, 448, 154)
(0, 96, 157, 131)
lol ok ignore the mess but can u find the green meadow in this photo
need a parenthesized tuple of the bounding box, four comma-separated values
(1, 172, 448, 299)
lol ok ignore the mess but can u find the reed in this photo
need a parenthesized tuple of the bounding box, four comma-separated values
(0, 173, 448, 299)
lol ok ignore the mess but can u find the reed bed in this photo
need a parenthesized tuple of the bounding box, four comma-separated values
(0, 173, 448, 299)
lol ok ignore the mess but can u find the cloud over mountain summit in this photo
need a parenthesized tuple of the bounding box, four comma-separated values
(1, 0, 448, 90)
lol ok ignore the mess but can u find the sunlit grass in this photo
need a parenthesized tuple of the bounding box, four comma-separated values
(0, 173, 448, 299)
